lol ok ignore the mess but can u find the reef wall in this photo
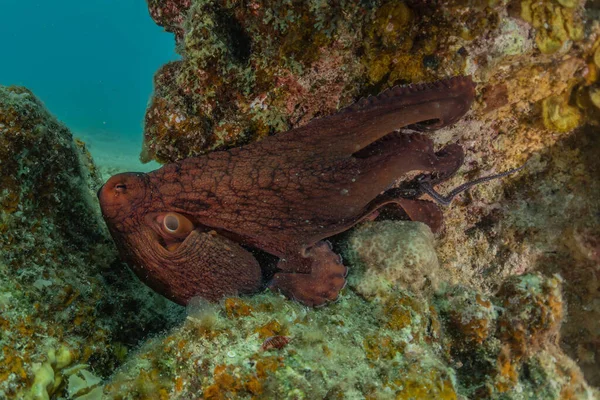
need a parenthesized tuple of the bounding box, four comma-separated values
(141, 0, 600, 391)
(142, 0, 499, 162)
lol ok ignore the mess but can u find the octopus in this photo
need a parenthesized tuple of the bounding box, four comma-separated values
(98, 76, 521, 307)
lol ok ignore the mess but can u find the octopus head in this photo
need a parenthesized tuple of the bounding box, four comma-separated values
(97, 172, 148, 227)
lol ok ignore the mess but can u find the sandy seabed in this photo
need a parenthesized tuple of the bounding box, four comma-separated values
(77, 132, 161, 182)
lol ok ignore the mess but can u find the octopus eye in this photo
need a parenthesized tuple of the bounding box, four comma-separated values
(115, 183, 127, 193)
(162, 212, 195, 237)
(164, 214, 179, 232)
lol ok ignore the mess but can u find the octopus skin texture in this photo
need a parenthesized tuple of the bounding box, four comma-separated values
(98, 76, 476, 307)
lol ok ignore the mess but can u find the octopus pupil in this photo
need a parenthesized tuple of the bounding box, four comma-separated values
(164, 215, 179, 232)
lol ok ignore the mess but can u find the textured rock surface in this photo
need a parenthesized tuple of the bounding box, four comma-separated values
(141, 0, 600, 387)
(98, 222, 597, 399)
(344, 220, 448, 300)
(0, 86, 184, 399)
(141, 0, 500, 163)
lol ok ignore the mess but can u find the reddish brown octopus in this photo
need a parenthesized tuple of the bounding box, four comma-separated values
(98, 76, 517, 307)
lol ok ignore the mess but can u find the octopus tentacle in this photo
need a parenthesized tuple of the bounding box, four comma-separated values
(282, 76, 476, 158)
(419, 164, 526, 207)
(269, 241, 347, 307)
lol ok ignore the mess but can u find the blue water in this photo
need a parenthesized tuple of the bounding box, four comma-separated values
(0, 0, 177, 170)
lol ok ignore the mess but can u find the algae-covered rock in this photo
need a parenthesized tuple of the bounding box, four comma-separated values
(0, 86, 184, 399)
(437, 274, 595, 399)
(344, 220, 448, 300)
(437, 285, 497, 345)
(97, 239, 597, 399)
(141, 0, 500, 163)
(102, 291, 460, 399)
(147, 0, 191, 42)
(138, 0, 600, 388)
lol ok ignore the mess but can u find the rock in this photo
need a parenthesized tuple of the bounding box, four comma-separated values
(0, 86, 183, 399)
(98, 273, 598, 399)
(343, 220, 448, 300)
(436, 274, 595, 399)
(140, 0, 501, 163)
(139, 0, 600, 387)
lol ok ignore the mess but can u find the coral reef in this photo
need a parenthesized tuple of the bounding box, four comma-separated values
(139, 0, 600, 388)
(0, 86, 184, 399)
